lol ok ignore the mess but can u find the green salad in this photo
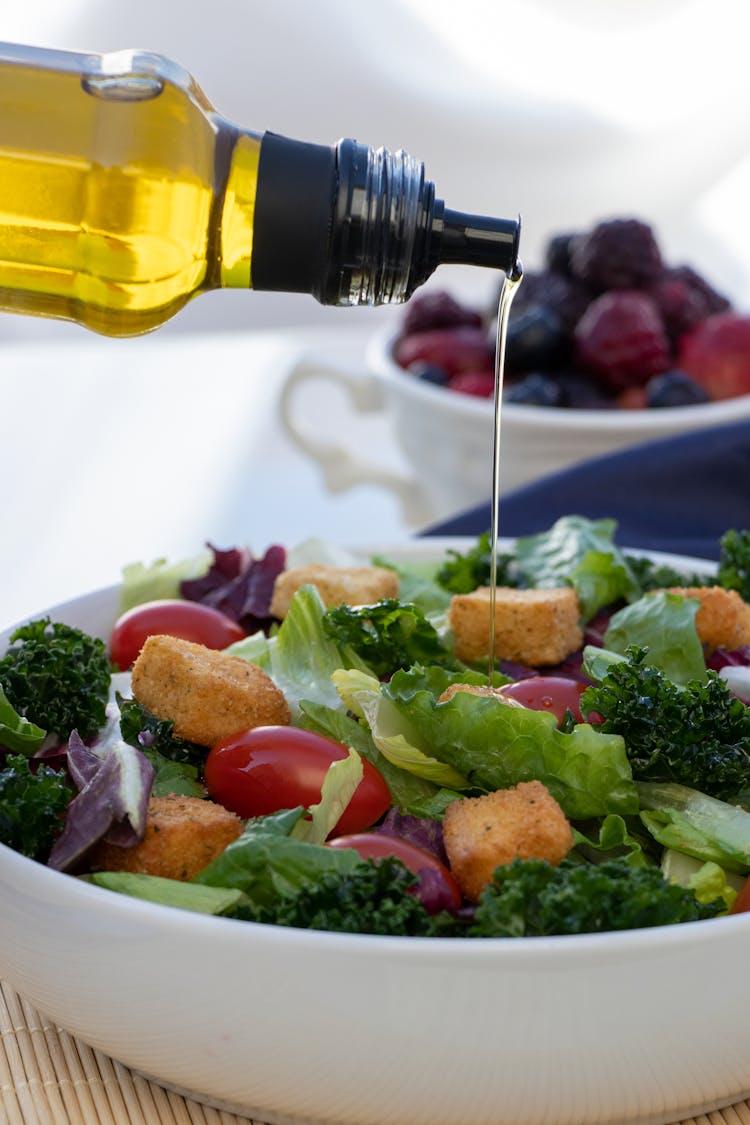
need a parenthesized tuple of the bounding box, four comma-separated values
(2, 515, 750, 938)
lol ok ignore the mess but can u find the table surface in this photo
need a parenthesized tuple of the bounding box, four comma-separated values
(0, 322, 426, 628)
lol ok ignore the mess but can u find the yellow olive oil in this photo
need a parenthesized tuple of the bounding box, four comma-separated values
(488, 263, 523, 678)
(0, 45, 262, 335)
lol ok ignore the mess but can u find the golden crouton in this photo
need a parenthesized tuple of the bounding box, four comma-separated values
(270, 564, 399, 619)
(442, 781, 573, 902)
(131, 634, 290, 746)
(87, 795, 243, 882)
(448, 586, 583, 666)
(437, 683, 525, 708)
(665, 586, 750, 654)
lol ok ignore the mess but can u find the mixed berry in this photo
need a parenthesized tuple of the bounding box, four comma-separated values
(394, 217, 750, 409)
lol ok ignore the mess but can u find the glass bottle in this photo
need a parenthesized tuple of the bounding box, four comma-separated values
(0, 41, 520, 337)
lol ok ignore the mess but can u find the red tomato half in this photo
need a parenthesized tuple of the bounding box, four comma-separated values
(328, 832, 462, 912)
(204, 726, 391, 836)
(731, 876, 750, 914)
(498, 676, 589, 725)
(109, 599, 246, 669)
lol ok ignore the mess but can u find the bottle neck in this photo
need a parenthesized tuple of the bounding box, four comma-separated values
(250, 134, 520, 305)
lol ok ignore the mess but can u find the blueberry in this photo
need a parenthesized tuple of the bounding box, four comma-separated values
(555, 370, 614, 409)
(645, 369, 711, 408)
(504, 372, 564, 407)
(406, 360, 450, 387)
(506, 306, 567, 372)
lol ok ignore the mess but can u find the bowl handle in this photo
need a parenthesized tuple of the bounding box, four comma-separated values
(279, 357, 432, 525)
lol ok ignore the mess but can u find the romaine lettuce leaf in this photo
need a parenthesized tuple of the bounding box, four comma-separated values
(225, 585, 372, 719)
(638, 780, 750, 873)
(348, 665, 637, 820)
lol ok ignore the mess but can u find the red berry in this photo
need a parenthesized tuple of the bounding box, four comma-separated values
(574, 291, 671, 390)
(393, 327, 493, 376)
(402, 290, 482, 334)
(449, 371, 495, 398)
(678, 312, 750, 401)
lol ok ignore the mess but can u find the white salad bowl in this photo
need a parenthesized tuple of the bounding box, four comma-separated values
(1, 539, 750, 1125)
(280, 330, 750, 527)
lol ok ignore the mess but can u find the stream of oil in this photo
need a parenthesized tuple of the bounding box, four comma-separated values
(488, 263, 523, 681)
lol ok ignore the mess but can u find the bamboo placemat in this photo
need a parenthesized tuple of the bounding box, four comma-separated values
(2, 979, 750, 1125)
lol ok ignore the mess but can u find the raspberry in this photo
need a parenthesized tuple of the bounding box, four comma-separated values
(649, 266, 731, 341)
(678, 312, 750, 400)
(449, 371, 495, 398)
(393, 326, 492, 376)
(574, 291, 671, 390)
(402, 290, 482, 334)
(571, 218, 663, 292)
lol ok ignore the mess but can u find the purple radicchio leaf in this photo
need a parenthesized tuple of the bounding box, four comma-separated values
(47, 730, 154, 872)
(375, 809, 448, 865)
(180, 542, 286, 633)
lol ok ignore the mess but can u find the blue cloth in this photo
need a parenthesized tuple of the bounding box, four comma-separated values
(422, 419, 750, 562)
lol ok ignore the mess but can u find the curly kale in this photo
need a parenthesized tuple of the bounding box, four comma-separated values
(435, 532, 517, 594)
(117, 696, 205, 767)
(718, 529, 750, 602)
(0, 754, 73, 861)
(117, 696, 206, 797)
(322, 599, 452, 677)
(470, 857, 720, 937)
(581, 646, 750, 801)
(0, 619, 111, 740)
(248, 857, 448, 936)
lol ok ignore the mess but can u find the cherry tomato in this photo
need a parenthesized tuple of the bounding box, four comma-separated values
(204, 726, 391, 836)
(109, 599, 246, 669)
(498, 676, 589, 725)
(327, 832, 462, 913)
(731, 876, 750, 914)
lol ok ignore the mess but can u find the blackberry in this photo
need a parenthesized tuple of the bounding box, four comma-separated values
(570, 218, 663, 292)
(504, 372, 564, 407)
(506, 270, 591, 331)
(544, 232, 577, 276)
(645, 370, 711, 408)
(650, 265, 731, 340)
(402, 290, 482, 334)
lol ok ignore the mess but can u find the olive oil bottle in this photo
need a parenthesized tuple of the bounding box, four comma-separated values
(0, 42, 520, 337)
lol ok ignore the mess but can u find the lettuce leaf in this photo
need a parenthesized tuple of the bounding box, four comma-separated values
(515, 515, 641, 621)
(348, 665, 637, 820)
(192, 807, 361, 908)
(638, 780, 750, 873)
(602, 590, 706, 684)
(225, 585, 372, 719)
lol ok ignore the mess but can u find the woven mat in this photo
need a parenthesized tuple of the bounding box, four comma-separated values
(2, 980, 750, 1125)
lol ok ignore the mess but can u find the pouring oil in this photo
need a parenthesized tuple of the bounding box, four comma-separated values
(488, 262, 523, 680)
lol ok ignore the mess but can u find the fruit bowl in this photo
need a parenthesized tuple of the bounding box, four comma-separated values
(282, 219, 750, 526)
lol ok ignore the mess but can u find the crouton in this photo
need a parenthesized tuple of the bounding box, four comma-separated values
(270, 564, 399, 619)
(665, 585, 750, 654)
(442, 781, 573, 902)
(437, 683, 525, 708)
(87, 795, 243, 881)
(448, 586, 582, 666)
(131, 634, 290, 746)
